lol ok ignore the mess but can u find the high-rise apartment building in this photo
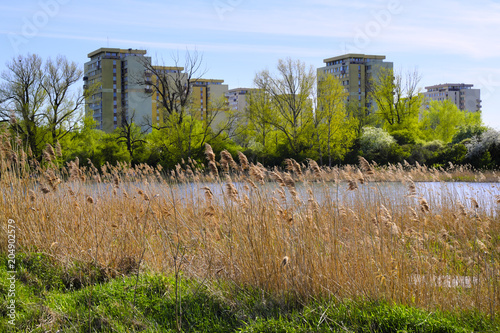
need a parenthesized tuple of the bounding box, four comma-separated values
(85, 48, 230, 132)
(225, 88, 255, 113)
(423, 83, 481, 112)
(190, 79, 228, 127)
(317, 54, 393, 111)
(84, 48, 152, 133)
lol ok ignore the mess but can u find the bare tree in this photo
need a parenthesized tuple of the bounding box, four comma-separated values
(136, 50, 207, 127)
(0, 54, 46, 156)
(42, 55, 89, 143)
(115, 108, 147, 161)
(0, 54, 90, 159)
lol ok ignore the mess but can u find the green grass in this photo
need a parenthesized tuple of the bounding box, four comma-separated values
(1, 252, 498, 332)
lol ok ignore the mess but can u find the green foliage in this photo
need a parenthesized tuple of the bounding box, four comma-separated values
(314, 74, 358, 166)
(370, 67, 423, 133)
(236, 89, 277, 155)
(420, 100, 477, 143)
(63, 116, 130, 167)
(390, 128, 419, 145)
(253, 58, 316, 157)
(452, 121, 486, 144)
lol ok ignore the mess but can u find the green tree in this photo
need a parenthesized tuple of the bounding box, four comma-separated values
(0, 54, 91, 159)
(150, 96, 236, 167)
(254, 58, 315, 156)
(420, 100, 483, 144)
(315, 74, 358, 166)
(236, 88, 276, 155)
(370, 68, 423, 134)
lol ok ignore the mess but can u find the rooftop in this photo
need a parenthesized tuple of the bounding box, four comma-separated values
(323, 53, 386, 63)
(425, 83, 475, 90)
(88, 48, 147, 58)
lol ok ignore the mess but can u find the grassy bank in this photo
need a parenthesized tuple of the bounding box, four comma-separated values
(1, 252, 498, 332)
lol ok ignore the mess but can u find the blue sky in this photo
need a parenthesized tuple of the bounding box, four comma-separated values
(1, 0, 500, 129)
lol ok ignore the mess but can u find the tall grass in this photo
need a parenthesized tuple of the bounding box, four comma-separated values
(0, 136, 499, 318)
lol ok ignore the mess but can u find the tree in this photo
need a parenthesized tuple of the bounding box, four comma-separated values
(42, 55, 89, 143)
(419, 100, 478, 143)
(149, 96, 237, 166)
(137, 50, 206, 127)
(315, 73, 358, 166)
(0, 54, 46, 157)
(370, 67, 423, 133)
(115, 108, 147, 162)
(254, 58, 315, 156)
(0, 54, 89, 159)
(237, 87, 276, 154)
(359, 126, 396, 161)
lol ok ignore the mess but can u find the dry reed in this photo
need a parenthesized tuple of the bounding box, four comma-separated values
(0, 142, 498, 317)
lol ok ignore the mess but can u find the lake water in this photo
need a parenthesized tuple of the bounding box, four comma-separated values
(77, 180, 500, 215)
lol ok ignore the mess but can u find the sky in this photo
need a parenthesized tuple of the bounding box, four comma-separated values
(1, 0, 499, 129)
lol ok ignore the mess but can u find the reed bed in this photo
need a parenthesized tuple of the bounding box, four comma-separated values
(1, 140, 499, 317)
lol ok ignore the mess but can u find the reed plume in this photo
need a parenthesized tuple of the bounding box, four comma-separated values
(307, 159, 321, 178)
(358, 156, 374, 175)
(249, 164, 265, 184)
(204, 143, 216, 163)
(237, 151, 249, 171)
(419, 197, 430, 213)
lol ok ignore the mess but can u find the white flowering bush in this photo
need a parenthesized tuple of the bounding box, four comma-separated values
(360, 126, 396, 156)
(465, 128, 500, 158)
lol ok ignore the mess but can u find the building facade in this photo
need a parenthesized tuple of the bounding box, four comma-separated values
(85, 48, 231, 132)
(225, 88, 255, 113)
(317, 54, 393, 111)
(423, 83, 481, 112)
(84, 48, 152, 133)
(190, 79, 228, 128)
